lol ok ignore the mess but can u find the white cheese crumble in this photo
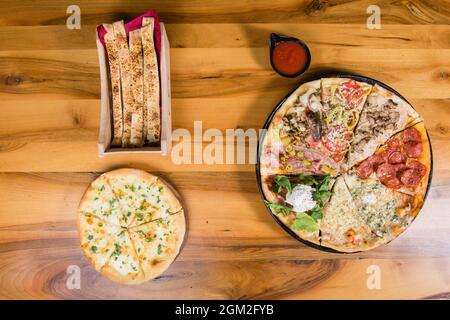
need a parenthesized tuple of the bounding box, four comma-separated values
(362, 193, 377, 205)
(285, 184, 316, 213)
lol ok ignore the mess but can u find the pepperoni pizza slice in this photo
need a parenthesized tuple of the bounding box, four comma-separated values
(346, 84, 422, 168)
(353, 122, 430, 205)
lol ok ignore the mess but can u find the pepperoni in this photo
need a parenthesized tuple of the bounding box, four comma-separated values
(404, 140, 422, 158)
(387, 138, 401, 151)
(376, 163, 402, 189)
(356, 159, 373, 179)
(399, 169, 422, 187)
(408, 160, 427, 177)
(402, 127, 421, 143)
(368, 154, 385, 169)
(387, 151, 407, 164)
(376, 163, 396, 181)
(394, 163, 408, 177)
(384, 176, 403, 189)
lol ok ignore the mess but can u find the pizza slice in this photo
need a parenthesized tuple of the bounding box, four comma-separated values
(261, 174, 334, 245)
(346, 84, 423, 168)
(78, 174, 129, 227)
(78, 212, 122, 270)
(320, 176, 377, 252)
(344, 172, 420, 245)
(260, 80, 340, 176)
(319, 78, 372, 163)
(105, 169, 183, 228)
(353, 122, 430, 213)
(129, 213, 185, 280)
(135, 178, 183, 225)
(101, 229, 145, 284)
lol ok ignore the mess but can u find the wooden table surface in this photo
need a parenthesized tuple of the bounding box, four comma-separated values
(0, 0, 449, 300)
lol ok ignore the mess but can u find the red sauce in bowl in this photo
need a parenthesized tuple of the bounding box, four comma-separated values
(271, 41, 308, 76)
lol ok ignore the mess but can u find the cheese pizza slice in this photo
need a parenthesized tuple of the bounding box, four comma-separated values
(320, 176, 376, 252)
(101, 229, 145, 284)
(78, 174, 129, 227)
(129, 213, 185, 280)
(346, 84, 422, 168)
(78, 212, 122, 270)
(344, 172, 420, 246)
(104, 169, 182, 228)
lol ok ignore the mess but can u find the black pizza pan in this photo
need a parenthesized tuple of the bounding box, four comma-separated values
(255, 73, 433, 254)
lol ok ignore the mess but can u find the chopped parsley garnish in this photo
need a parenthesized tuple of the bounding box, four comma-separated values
(157, 244, 163, 255)
(91, 245, 98, 253)
(87, 234, 94, 240)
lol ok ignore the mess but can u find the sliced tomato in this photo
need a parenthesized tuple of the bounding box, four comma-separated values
(321, 125, 351, 154)
(339, 80, 364, 110)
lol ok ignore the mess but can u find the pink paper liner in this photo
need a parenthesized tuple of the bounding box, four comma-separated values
(96, 10, 161, 60)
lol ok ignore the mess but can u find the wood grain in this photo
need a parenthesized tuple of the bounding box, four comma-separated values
(0, 172, 449, 299)
(0, 0, 449, 25)
(0, 0, 449, 299)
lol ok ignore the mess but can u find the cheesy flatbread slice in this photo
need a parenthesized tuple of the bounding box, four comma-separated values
(129, 213, 185, 281)
(112, 21, 135, 147)
(78, 174, 130, 227)
(141, 17, 161, 143)
(101, 229, 145, 284)
(78, 212, 122, 270)
(103, 24, 123, 147)
(129, 28, 144, 147)
(347, 84, 422, 168)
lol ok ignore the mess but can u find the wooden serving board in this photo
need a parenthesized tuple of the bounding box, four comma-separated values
(0, 0, 449, 299)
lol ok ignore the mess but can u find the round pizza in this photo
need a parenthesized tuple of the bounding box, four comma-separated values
(259, 77, 431, 253)
(78, 168, 185, 284)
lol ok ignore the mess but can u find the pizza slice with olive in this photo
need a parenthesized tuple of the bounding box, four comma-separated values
(261, 174, 334, 245)
(260, 80, 341, 177)
(319, 78, 372, 164)
(129, 212, 185, 280)
(346, 84, 423, 168)
(353, 122, 430, 206)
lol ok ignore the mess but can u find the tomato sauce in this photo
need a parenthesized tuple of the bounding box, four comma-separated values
(271, 41, 308, 76)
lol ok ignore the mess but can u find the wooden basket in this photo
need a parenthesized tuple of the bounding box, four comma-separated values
(96, 23, 171, 157)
